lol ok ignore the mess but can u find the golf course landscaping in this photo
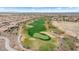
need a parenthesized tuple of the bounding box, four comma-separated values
(21, 17, 59, 51)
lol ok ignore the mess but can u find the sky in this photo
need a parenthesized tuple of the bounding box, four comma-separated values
(0, 7, 79, 13)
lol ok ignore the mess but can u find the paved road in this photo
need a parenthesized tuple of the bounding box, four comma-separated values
(0, 36, 17, 51)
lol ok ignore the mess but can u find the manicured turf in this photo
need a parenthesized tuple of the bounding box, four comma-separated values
(27, 18, 46, 36)
(33, 33, 51, 41)
(22, 18, 58, 50)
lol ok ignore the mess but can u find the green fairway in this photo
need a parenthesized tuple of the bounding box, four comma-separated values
(27, 18, 46, 36)
(21, 17, 58, 51)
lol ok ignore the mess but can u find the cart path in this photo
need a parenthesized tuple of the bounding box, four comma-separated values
(0, 36, 17, 51)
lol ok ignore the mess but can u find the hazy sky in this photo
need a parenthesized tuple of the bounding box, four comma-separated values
(0, 7, 79, 13)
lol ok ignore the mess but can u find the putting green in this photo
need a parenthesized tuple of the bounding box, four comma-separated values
(33, 33, 51, 41)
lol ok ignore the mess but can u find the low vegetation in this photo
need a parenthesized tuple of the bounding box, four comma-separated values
(21, 17, 58, 51)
